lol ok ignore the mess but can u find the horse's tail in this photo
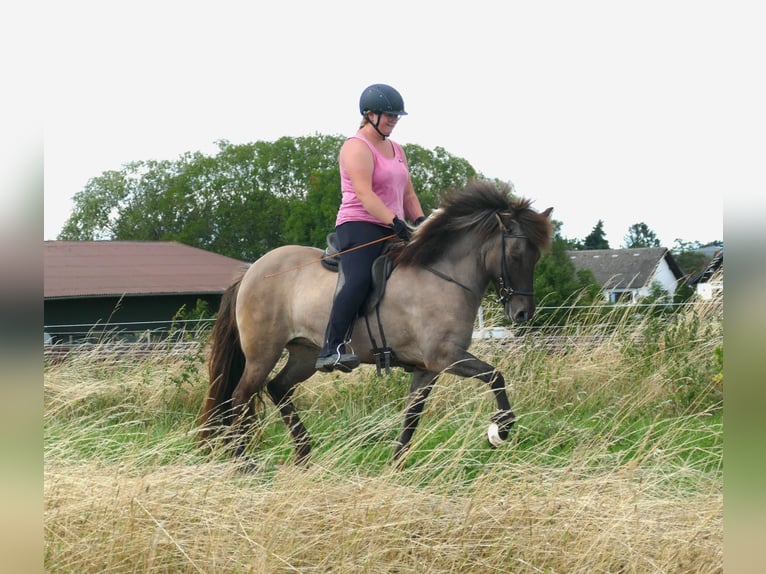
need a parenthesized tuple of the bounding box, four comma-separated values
(198, 275, 246, 445)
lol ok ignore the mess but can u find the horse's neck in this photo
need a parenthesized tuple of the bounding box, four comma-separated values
(431, 236, 493, 300)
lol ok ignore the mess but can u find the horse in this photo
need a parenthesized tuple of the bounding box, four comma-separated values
(198, 180, 552, 465)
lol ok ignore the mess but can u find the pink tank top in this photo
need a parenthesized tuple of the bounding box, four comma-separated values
(336, 135, 410, 227)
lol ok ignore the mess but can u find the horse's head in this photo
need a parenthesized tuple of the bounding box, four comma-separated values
(392, 181, 553, 324)
(492, 205, 553, 323)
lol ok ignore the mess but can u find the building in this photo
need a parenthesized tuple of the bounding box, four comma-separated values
(688, 248, 723, 300)
(44, 241, 249, 342)
(567, 247, 685, 303)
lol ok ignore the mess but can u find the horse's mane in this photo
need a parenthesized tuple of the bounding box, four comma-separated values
(392, 180, 552, 268)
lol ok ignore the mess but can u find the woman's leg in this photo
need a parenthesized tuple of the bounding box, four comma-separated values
(317, 221, 389, 371)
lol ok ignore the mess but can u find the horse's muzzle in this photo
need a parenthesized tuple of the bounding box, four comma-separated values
(506, 301, 535, 323)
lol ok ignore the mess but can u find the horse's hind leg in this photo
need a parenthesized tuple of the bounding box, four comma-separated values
(228, 348, 283, 458)
(393, 369, 439, 463)
(267, 343, 318, 465)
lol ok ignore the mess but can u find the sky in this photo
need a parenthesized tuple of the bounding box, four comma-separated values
(41, 1, 764, 248)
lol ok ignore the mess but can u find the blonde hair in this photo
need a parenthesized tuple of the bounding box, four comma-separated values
(359, 112, 373, 129)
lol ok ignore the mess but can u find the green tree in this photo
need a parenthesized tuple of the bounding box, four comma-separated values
(402, 144, 477, 211)
(624, 222, 661, 248)
(283, 166, 342, 248)
(59, 169, 136, 240)
(111, 157, 201, 241)
(671, 238, 722, 280)
(59, 135, 479, 261)
(582, 219, 610, 250)
(530, 220, 602, 326)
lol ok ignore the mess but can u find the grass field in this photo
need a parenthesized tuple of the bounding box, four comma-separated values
(44, 299, 722, 573)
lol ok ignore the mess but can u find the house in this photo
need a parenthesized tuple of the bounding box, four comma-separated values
(567, 247, 685, 303)
(44, 241, 250, 343)
(688, 248, 723, 300)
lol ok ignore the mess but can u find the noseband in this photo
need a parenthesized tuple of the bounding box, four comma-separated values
(496, 231, 535, 304)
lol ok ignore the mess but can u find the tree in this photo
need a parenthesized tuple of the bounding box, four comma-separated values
(59, 135, 479, 261)
(59, 168, 136, 240)
(582, 219, 610, 250)
(402, 144, 477, 211)
(283, 166, 342, 248)
(624, 222, 660, 248)
(528, 219, 602, 326)
(671, 238, 723, 280)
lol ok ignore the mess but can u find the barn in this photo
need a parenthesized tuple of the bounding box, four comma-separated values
(44, 241, 250, 343)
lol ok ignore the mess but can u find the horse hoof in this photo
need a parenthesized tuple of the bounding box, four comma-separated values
(234, 456, 262, 474)
(487, 423, 505, 448)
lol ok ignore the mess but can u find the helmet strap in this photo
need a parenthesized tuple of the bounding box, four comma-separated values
(367, 112, 387, 140)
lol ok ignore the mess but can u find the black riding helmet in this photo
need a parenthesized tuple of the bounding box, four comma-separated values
(359, 84, 407, 139)
(359, 84, 408, 116)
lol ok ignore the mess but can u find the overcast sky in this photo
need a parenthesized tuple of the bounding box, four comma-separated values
(42, 1, 763, 248)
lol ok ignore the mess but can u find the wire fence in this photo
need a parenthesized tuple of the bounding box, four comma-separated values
(44, 298, 721, 364)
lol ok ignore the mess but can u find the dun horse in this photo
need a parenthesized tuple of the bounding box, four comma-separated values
(199, 180, 552, 465)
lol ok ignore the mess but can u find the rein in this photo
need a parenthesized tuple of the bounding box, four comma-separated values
(423, 265, 473, 294)
(423, 230, 535, 303)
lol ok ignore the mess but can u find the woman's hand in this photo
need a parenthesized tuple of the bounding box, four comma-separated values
(391, 216, 411, 241)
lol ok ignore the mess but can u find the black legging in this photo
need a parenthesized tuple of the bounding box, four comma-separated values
(321, 221, 391, 355)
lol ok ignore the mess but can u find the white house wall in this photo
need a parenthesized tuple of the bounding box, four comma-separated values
(696, 281, 723, 300)
(605, 259, 679, 302)
(653, 259, 680, 294)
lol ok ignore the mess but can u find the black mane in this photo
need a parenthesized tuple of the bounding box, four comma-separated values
(393, 180, 552, 268)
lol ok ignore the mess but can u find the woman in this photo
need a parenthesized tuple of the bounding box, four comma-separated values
(316, 83, 426, 372)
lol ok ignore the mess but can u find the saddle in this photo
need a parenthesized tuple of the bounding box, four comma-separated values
(321, 232, 404, 374)
(321, 232, 394, 315)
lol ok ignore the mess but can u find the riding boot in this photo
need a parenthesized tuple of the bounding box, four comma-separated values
(315, 342, 360, 373)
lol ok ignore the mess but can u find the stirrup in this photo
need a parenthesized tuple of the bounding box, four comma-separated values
(315, 346, 360, 373)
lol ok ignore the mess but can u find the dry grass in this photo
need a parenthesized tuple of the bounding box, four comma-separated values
(45, 459, 720, 573)
(45, 302, 722, 573)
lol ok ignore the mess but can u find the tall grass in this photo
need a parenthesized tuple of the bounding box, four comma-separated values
(44, 298, 722, 573)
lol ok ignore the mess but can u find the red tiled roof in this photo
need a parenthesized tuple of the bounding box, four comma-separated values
(44, 241, 250, 299)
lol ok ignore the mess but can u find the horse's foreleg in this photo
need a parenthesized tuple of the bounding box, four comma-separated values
(485, 369, 516, 444)
(393, 369, 439, 463)
(444, 352, 516, 446)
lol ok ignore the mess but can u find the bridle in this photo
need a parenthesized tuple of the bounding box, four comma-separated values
(495, 230, 535, 304)
(423, 224, 535, 303)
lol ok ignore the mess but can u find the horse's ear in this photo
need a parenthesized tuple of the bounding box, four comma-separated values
(542, 207, 553, 219)
(495, 211, 514, 231)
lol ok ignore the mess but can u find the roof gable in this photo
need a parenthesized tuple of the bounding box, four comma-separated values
(567, 247, 682, 290)
(44, 241, 250, 299)
(689, 248, 723, 285)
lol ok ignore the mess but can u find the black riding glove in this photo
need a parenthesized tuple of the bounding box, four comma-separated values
(414, 216, 426, 226)
(391, 216, 411, 241)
